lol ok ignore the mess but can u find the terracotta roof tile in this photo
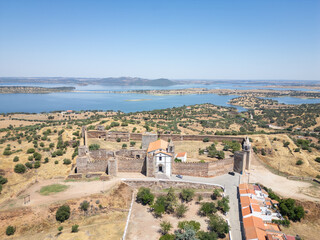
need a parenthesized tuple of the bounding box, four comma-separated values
(176, 152, 186, 157)
(243, 216, 266, 240)
(147, 139, 168, 152)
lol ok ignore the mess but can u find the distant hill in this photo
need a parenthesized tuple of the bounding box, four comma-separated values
(0, 77, 177, 86)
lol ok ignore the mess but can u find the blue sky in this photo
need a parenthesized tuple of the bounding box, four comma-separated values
(0, 0, 319, 80)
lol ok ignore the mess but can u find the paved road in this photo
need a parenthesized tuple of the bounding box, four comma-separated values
(170, 173, 242, 240)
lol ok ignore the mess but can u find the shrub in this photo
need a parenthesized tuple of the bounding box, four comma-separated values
(176, 204, 188, 218)
(3, 149, 12, 155)
(0, 175, 8, 185)
(137, 187, 154, 205)
(33, 152, 42, 161)
(199, 202, 217, 216)
(197, 231, 218, 240)
(34, 161, 40, 168)
(44, 157, 49, 163)
(197, 195, 203, 203)
(71, 224, 79, 233)
(212, 189, 221, 200)
(89, 144, 100, 151)
(160, 221, 172, 235)
(130, 141, 136, 147)
(80, 200, 90, 211)
(152, 196, 166, 217)
(14, 164, 26, 173)
(55, 160, 59, 164)
(315, 157, 320, 163)
(296, 159, 303, 165)
(180, 189, 195, 203)
(25, 162, 33, 169)
(294, 148, 300, 152)
(116, 138, 121, 142)
(13, 156, 19, 162)
(208, 214, 229, 238)
(217, 197, 230, 214)
(122, 143, 127, 149)
(272, 219, 290, 227)
(56, 205, 71, 222)
(178, 220, 201, 232)
(279, 198, 305, 221)
(58, 226, 63, 232)
(27, 148, 35, 154)
(159, 234, 175, 240)
(6, 225, 15, 236)
(203, 137, 209, 142)
(63, 159, 71, 165)
(0, 184, 2, 193)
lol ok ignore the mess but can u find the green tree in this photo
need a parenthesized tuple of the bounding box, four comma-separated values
(14, 164, 26, 174)
(159, 234, 175, 240)
(34, 161, 40, 168)
(178, 221, 201, 232)
(0, 175, 8, 185)
(199, 202, 217, 216)
(80, 200, 90, 211)
(160, 221, 172, 235)
(164, 188, 177, 213)
(63, 159, 72, 165)
(71, 224, 79, 233)
(153, 196, 166, 217)
(180, 189, 195, 203)
(13, 156, 19, 162)
(27, 148, 35, 154)
(6, 226, 15, 236)
(58, 226, 63, 232)
(89, 144, 100, 150)
(176, 204, 188, 218)
(175, 225, 198, 240)
(217, 197, 230, 214)
(137, 187, 154, 205)
(197, 231, 218, 240)
(212, 189, 221, 200)
(56, 205, 71, 222)
(208, 214, 229, 238)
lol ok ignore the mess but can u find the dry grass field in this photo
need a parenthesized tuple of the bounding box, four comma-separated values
(0, 182, 132, 240)
(251, 134, 320, 177)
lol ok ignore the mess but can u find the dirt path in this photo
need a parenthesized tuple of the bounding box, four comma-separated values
(246, 156, 320, 202)
(1, 178, 120, 209)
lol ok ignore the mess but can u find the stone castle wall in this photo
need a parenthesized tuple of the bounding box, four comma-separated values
(172, 158, 233, 177)
(87, 131, 243, 143)
(117, 157, 146, 173)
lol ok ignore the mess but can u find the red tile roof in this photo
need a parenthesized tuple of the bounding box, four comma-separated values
(147, 139, 168, 153)
(176, 152, 186, 157)
(243, 216, 266, 240)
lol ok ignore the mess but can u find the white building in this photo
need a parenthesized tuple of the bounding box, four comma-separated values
(175, 152, 187, 162)
(147, 139, 174, 177)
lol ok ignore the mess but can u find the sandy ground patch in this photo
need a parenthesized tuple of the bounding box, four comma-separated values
(244, 155, 320, 202)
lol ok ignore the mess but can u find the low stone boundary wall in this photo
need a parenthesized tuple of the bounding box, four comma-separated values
(67, 173, 82, 179)
(118, 158, 146, 173)
(122, 179, 223, 191)
(287, 176, 313, 181)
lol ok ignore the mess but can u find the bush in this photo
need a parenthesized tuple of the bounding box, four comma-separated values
(152, 196, 166, 217)
(217, 197, 230, 214)
(279, 198, 305, 221)
(180, 189, 195, 203)
(296, 159, 303, 165)
(27, 148, 35, 153)
(13, 156, 19, 162)
(315, 157, 320, 163)
(294, 148, 300, 152)
(208, 214, 229, 238)
(199, 202, 217, 216)
(34, 161, 40, 168)
(58, 226, 63, 232)
(0, 175, 8, 185)
(0, 184, 2, 193)
(197, 231, 218, 240)
(178, 220, 201, 232)
(14, 164, 26, 173)
(56, 205, 71, 222)
(55, 160, 59, 164)
(80, 200, 90, 211)
(272, 219, 290, 227)
(89, 144, 100, 151)
(160, 221, 172, 235)
(122, 143, 127, 149)
(25, 162, 33, 169)
(176, 204, 188, 218)
(159, 234, 175, 240)
(136, 187, 154, 205)
(203, 138, 209, 142)
(212, 189, 221, 200)
(44, 157, 49, 163)
(63, 159, 71, 165)
(33, 152, 42, 161)
(71, 224, 79, 233)
(130, 141, 136, 147)
(116, 138, 121, 142)
(6, 225, 15, 236)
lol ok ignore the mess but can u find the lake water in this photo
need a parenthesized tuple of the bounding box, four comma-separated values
(0, 83, 320, 113)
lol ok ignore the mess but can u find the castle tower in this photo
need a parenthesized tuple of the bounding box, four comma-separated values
(142, 132, 158, 150)
(168, 139, 175, 155)
(243, 136, 252, 170)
